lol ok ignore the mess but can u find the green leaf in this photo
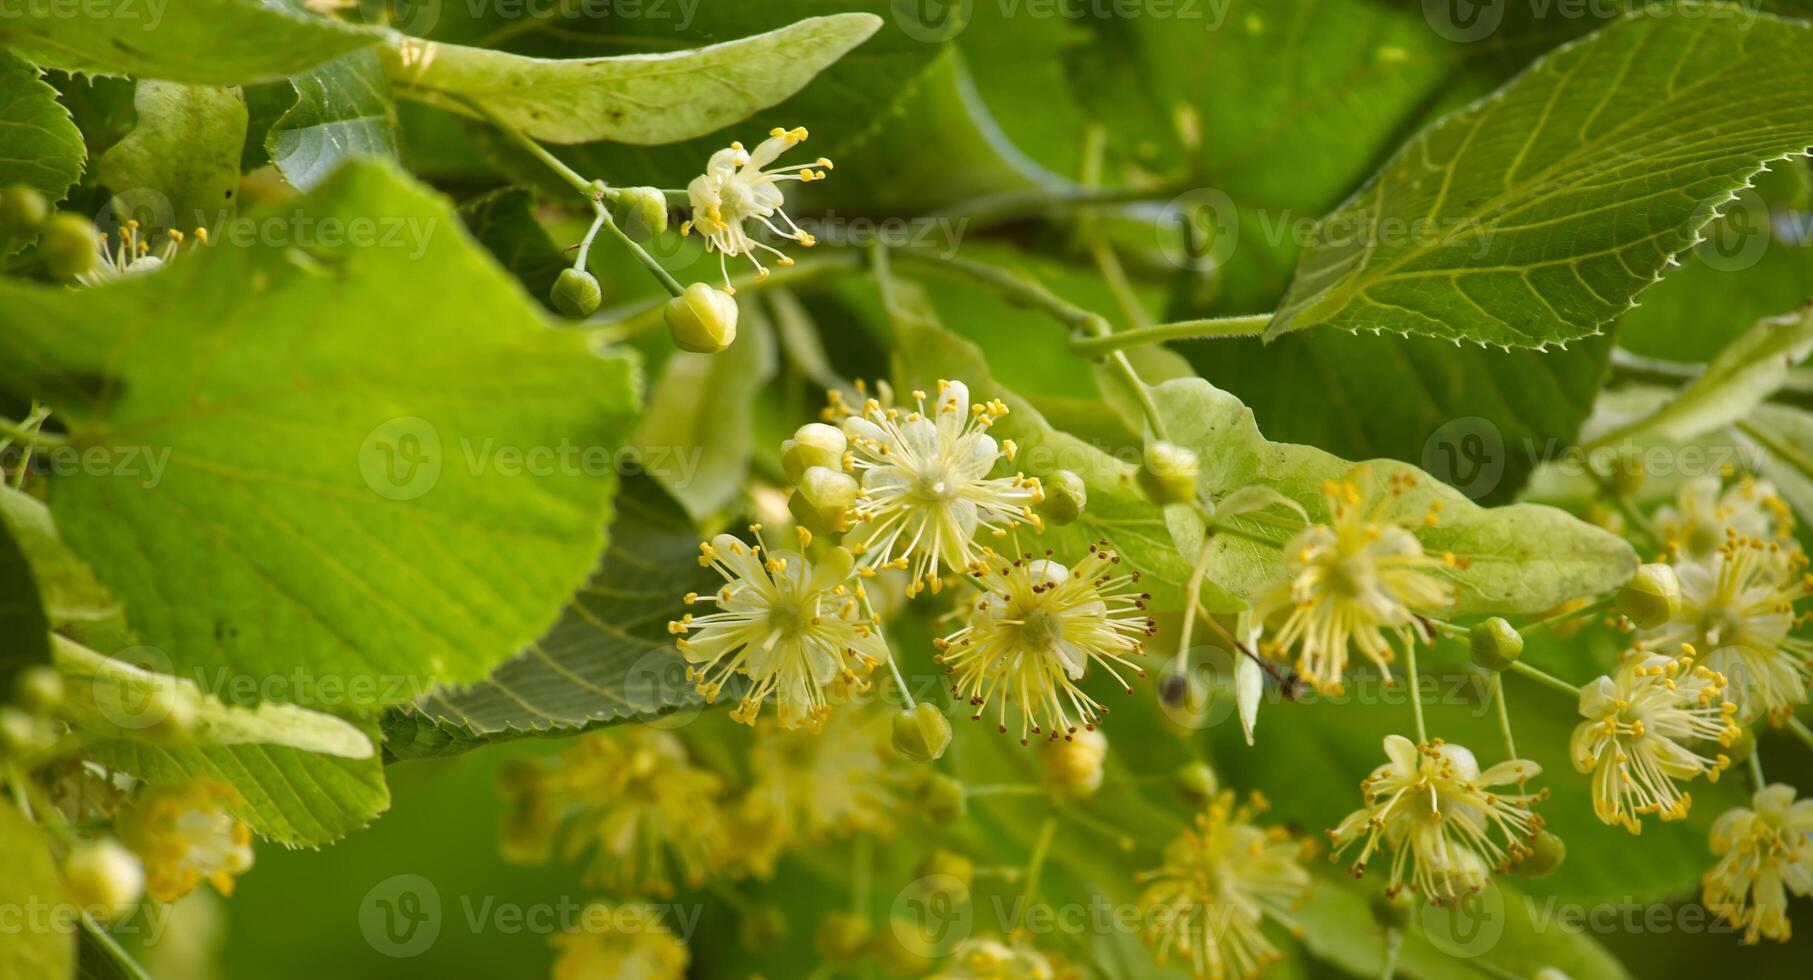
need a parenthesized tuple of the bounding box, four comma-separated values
(0, 50, 85, 201)
(0, 160, 641, 708)
(1150, 377, 1639, 614)
(634, 304, 777, 521)
(0, 0, 381, 85)
(0, 487, 122, 628)
(267, 50, 399, 191)
(0, 506, 51, 691)
(1744, 403, 1813, 520)
(1270, 6, 1813, 348)
(456, 186, 567, 309)
(0, 799, 73, 978)
(95, 80, 248, 229)
(381, 477, 715, 761)
(381, 13, 882, 145)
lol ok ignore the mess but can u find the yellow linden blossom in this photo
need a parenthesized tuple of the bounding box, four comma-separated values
(935, 542, 1153, 743)
(1654, 475, 1793, 563)
(1639, 534, 1813, 723)
(78, 220, 206, 287)
(550, 903, 689, 980)
(673, 528, 885, 731)
(1328, 735, 1544, 904)
(682, 126, 828, 290)
(837, 380, 1045, 595)
(1256, 469, 1455, 696)
(729, 707, 899, 879)
(1569, 651, 1738, 832)
(926, 936, 1073, 980)
(503, 728, 725, 898)
(116, 780, 253, 902)
(1136, 790, 1313, 980)
(1702, 783, 1813, 943)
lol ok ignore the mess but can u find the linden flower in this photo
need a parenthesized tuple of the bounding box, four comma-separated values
(935, 542, 1154, 743)
(1328, 735, 1544, 904)
(839, 380, 1045, 595)
(682, 126, 829, 289)
(673, 529, 886, 731)
(1702, 783, 1813, 943)
(730, 707, 899, 878)
(507, 728, 725, 897)
(117, 780, 254, 902)
(1135, 790, 1313, 980)
(550, 903, 689, 980)
(926, 936, 1068, 980)
(1256, 470, 1455, 696)
(1569, 652, 1738, 832)
(1654, 475, 1792, 563)
(78, 221, 205, 287)
(1640, 535, 1813, 722)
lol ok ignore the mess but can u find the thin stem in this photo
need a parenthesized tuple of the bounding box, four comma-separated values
(889, 250, 1099, 332)
(1171, 533, 1217, 673)
(1505, 660, 1581, 698)
(0, 413, 65, 448)
(1069, 315, 1271, 356)
(925, 178, 1200, 230)
(573, 206, 608, 271)
(1381, 927, 1403, 980)
(81, 915, 154, 980)
(451, 95, 594, 197)
(966, 784, 1048, 798)
(589, 253, 860, 337)
(1017, 817, 1058, 927)
(1748, 746, 1766, 788)
(870, 239, 901, 322)
(1493, 675, 1518, 759)
(1405, 640, 1428, 744)
(1787, 717, 1813, 755)
(593, 200, 683, 297)
(1519, 597, 1613, 636)
(884, 651, 917, 711)
(1738, 419, 1813, 485)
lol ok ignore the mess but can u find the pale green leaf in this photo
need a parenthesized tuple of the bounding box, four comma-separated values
(1270, 7, 1813, 347)
(0, 50, 85, 200)
(96, 80, 247, 229)
(381, 13, 882, 145)
(0, 799, 72, 978)
(267, 49, 399, 191)
(0, 0, 381, 85)
(0, 160, 641, 708)
(0, 487, 120, 627)
(382, 477, 717, 760)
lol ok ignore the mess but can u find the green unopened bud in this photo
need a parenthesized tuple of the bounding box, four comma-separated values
(14, 666, 64, 716)
(891, 702, 953, 764)
(664, 282, 739, 353)
(0, 706, 55, 756)
(0, 184, 51, 240)
(1043, 729, 1107, 798)
(1137, 440, 1199, 506)
(921, 773, 966, 823)
(610, 186, 669, 242)
(814, 911, 872, 968)
(1174, 761, 1219, 807)
(550, 267, 602, 318)
(781, 422, 847, 483)
(63, 840, 144, 920)
(914, 848, 974, 890)
(738, 904, 786, 950)
(1616, 563, 1680, 629)
(40, 212, 98, 280)
(1369, 888, 1413, 930)
(790, 465, 860, 535)
(1469, 617, 1524, 671)
(1512, 830, 1566, 878)
(1606, 455, 1645, 499)
(1038, 469, 1087, 525)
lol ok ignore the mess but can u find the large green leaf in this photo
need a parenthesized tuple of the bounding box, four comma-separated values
(1149, 377, 1639, 613)
(0, 487, 122, 629)
(0, 799, 72, 979)
(0, 160, 640, 709)
(267, 49, 399, 191)
(95, 80, 248, 229)
(0, 50, 85, 201)
(0, 0, 381, 84)
(1270, 5, 1813, 347)
(380, 13, 881, 145)
(456, 186, 567, 309)
(382, 477, 716, 760)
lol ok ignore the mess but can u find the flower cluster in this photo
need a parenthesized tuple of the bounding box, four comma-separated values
(683, 127, 829, 290)
(1570, 651, 1737, 832)
(116, 780, 254, 902)
(1702, 784, 1813, 943)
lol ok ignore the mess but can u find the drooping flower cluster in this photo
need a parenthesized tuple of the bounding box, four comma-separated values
(1654, 475, 1793, 564)
(672, 528, 885, 731)
(1135, 790, 1313, 980)
(116, 780, 254, 902)
(549, 903, 690, 980)
(1328, 736, 1544, 904)
(727, 706, 900, 878)
(683, 126, 829, 289)
(1570, 651, 1738, 832)
(935, 542, 1154, 743)
(1702, 784, 1813, 943)
(1256, 469, 1456, 696)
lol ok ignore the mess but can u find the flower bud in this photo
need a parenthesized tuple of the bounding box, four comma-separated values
(789, 465, 860, 535)
(40, 212, 98, 280)
(891, 702, 953, 764)
(1606, 455, 1645, 499)
(14, 666, 65, 716)
(1511, 830, 1566, 878)
(1037, 469, 1087, 525)
(814, 911, 872, 967)
(63, 840, 145, 920)
(1043, 729, 1107, 798)
(664, 282, 739, 353)
(781, 422, 847, 483)
(1616, 563, 1680, 629)
(1469, 617, 1524, 672)
(549, 267, 602, 318)
(914, 848, 974, 891)
(738, 904, 786, 950)
(610, 186, 669, 242)
(921, 773, 966, 823)
(0, 706, 55, 757)
(1137, 441, 1199, 506)
(0, 184, 51, 240)
(1173, 761, 1219, 808)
